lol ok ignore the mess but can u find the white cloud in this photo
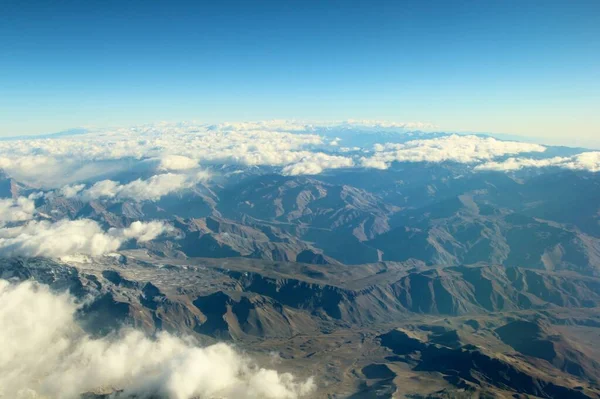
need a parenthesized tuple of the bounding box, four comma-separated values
(475, 151, 600, 172)
(0, 155, 134, 189)
(281, 153, 354, 176)
(0, 124, 327, 166)
(0, 155, 60, 175)
(80, 179, 121, 200)
(59, 184, 86, 198)
(212, 119, 437, 132)
(341, 119, 438, 130)
(560, 152, 600, 172)
(80, 171, 211, 202)
(0, 155, 68, 187)
(0, 219, 167, 258)
(120, 220, 169, 242)
(0, 125, 326, 187)
(0, 197, 36, 226)
(359, 158, 389, 170)
(0, 121, 437, 187)
(475, 157, 568, 172)
(8, 122, 596, 186)
(360, 135, 547, 169)
(211, 120, 316, 132)
(158, 155, 199, 171)
(0, 279, 316, 399)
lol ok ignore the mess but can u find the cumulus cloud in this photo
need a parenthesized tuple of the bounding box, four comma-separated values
(59, 183, 86, 198)
(0, 121, 436, 188)
(7, 122, 594, 186)
(359, 135, 547, 169)
(0, 197, 36, 225)
(360, 158, 389, 170)
(328, 138, 341, 146)
(475, 151, 600, 172)
(281, 153, 354, 175)
(0, 155, 135, 189)
(0, 124, 327, 167)
(79, 171, 211, 202)
(0, 279, 316, 399)
(0, 155, 61, 176)
(158, 155, 199, 171)
(0, 219, 167, 258)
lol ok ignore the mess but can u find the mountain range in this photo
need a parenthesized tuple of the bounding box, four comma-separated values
(1, 125, 600, 398)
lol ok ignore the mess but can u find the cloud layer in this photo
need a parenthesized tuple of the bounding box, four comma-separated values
(359, 135, 547, 170)
(0, 219, 167, 258)
(0, 122, 598, 196)
(78, 171, 211, 202)
(476, 151, 600, 172)
(0, 122, 362, 188)
(281, 153, 354, 175)
(212, 119, 438, 132)
(0, 279, 316, 399)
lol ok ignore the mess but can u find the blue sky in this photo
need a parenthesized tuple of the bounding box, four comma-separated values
(1, 0, 599, 145)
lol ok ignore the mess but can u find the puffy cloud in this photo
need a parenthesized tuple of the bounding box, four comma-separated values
(359, 158, 389, 170)
(0, 155, 135, 189)
(59, 184, 86, 198)
(281, 153, 354, 176)
(0, 155, 69, 187)
(558, 151, 600, 172)
(0, 155, 60, 175)
(360, 135, 547, 169)
(81, 179, 120, 200)
(0, 279, 316, 399)
(475, 157, 567, 172)
(80, 171, 211, 202)
(7, 122, 591, 186)
(328, 138, 341, 146)
(0, 197, 36, 225)
(0, 219, 167, 258)
(120, 220, 169, 242)
(0, 121, 442, 188)
(476, 151, 600, 172)
(0, 123, 340, 186)
(158, 155, 199, 171)
(0, 124, 326, 165)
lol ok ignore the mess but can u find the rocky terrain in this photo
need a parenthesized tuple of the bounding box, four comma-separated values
(1, 127, 600, 398)
(13, 165, 600, 276)
(2, 250, 600, 398)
